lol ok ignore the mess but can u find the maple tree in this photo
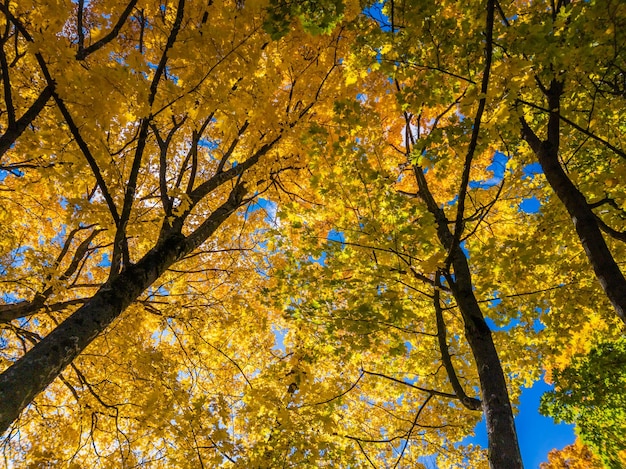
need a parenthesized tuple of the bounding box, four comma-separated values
(269, 0, 626, 467)
(0, 0, 625, 468)
(541, 337, 626, 468)
(0, 0, 360, 466)
(540, 439, 604, 469)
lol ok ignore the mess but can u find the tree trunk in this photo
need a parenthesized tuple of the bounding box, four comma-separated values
(521, 80, 626, 324)
(0, 190, 243, 434)
(450, 250, 524, 469)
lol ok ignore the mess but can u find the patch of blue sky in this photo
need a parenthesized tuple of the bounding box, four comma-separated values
(144, 61, 180, 84)
(306, 229, 345, 265)
(364, 1, 394, 33)
(462, 152, 542, 213)
(469, 151, 508, 189)
(523, 162, 543, 179)
(306, 230, 344, 265)
(533, 317, 546, 332)
(271, 325, 287, 354)
(0, 167, 23, 180)
(462, 378, 575, 468)
(50, 225, 67, 246)
(459, 240, 469, 258)
(198, 137, 220, 151)
(485, 294, 502, 308)
(520, 196, 541, 214)
(7, 245, 27, 266)
(97, 252, 111, 268)
(484, 316, 520, 332)
(418, 454, 438, 468)
(2, 292, 21, 305)
(327, 229, 345, 246)
(247, 197, 277, 223)
(309, 252, 327, 266)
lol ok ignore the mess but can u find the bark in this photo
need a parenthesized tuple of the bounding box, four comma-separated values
(434, 280, 482, 411)
(0, 186, 245, 434)
(520, 80, 626, 324)
(0, 86, 53, 158)
(448, 250, 523, 469)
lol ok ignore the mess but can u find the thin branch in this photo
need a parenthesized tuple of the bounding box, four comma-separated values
(362, 369, 463, 401)
(393, 394, 433, 469)
(175, 112, 213, 191)
(447, 0, 496, 268)
(77, 0, 85, 52)
(201, 339, 254, 390)
(76, 0, 139, 60)
(216, 120, 249, 174)
(295, 371, 365, 408)
(434, 275, 481, 411)
(517, 98, 626, 161)
(52, 95, 121, 227)
(355, 439, 379, 469)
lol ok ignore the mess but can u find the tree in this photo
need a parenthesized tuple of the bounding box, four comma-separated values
(0, 0, 352, 464)
(516, 0, 626, 324)
(2, 0, 626, 467)
(540, 439, 604, 469)
(541, 337, 626, 468)
(271, 0, 528, 465)
(270, 0, 626, 467)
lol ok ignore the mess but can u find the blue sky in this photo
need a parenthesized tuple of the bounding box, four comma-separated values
(466, 380, 575, 467)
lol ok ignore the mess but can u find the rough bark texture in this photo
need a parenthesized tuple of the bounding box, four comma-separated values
(521, 80, 626, 324)
(449, 250, 524, 469)
(0, 188, 244, 434)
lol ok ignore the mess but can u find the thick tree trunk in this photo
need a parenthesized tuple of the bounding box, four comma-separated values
(450, 250, 524, 469)
(521, 81, 626, 324)
(0, 190, 243, 434)
(536, 145, 626, 323)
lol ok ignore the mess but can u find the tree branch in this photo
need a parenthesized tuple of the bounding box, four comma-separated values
(434, 275, 482, 411)
(447, 0, 496, 268)
(75, 0, 139, 60)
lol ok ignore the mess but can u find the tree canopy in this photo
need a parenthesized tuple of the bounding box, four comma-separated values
(0, 0, 625, 468)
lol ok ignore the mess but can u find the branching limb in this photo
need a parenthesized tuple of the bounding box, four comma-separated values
(434, 274, 482, 411)
(517, 98, 626, 161)
(0, 227, 101, 322)
(595, 215, 626, 242)
(111, 0, 186, 275)
(75, 0, 139, 60)
(150, 117, 186, 214)
(0, 85, 52, 158)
